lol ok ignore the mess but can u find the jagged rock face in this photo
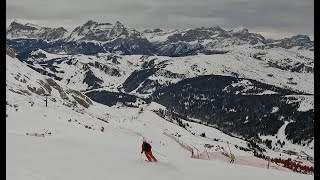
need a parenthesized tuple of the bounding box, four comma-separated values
(291, 35, 312, 45)
(6, 21, 67, 41)
(267, 34, 313, 49)
(157, 26, 265, 51)
(166, 27, 226, 43)
(67, 20, 141, 42)
(102, 37, 156, 55)
(156, 41, 204, 56)
(143, 28, 162, 33)
(230, 27, 265, 45)
(6, 45, 16, 58)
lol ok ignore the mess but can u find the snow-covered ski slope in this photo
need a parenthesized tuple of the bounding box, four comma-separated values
(7, 54, 313, 180)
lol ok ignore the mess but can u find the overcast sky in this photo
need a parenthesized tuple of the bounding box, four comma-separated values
(6, 0, 314, 40)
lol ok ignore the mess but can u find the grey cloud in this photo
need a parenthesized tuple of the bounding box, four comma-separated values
(6, 0, 313, 39)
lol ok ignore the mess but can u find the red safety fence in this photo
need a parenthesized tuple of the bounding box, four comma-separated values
(163, 132, 199, 158)
(163, 132, 313, 175)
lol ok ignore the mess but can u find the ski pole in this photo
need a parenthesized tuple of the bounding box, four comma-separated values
(205, 146, 210, 160)
(153, 150, 166, 157)
(227, 141, 232, 155)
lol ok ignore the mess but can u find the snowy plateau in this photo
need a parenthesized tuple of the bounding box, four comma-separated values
(6, 20, 314, 180)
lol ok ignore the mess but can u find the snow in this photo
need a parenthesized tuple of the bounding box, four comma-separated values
(6, 49, 314, 179)
(29, 49, 67, 61)
(296, 96, 314, 112)
(25, 23, 42, 29)
(271, 107, 279, 113)
(142, 29, 183, 43)
(7, 127, 312, 180)
(259, 121, 314, 160)
(27, 45, 313, 96)
(6, 96, 314, 180)
(256, 90, 278, 95)
(7, 21, 66, 41)
(232, 26, 248, 33)
(283, 95, 314, 112)
(6, 98, 314, 180)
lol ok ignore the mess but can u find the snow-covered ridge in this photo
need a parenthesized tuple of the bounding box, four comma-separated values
(231, 26, 249, 34)
(6, 53, 93, 112)
(23, 45, 313, 96)
(6, 20, 67, 41)
(67, 20, 141, 42)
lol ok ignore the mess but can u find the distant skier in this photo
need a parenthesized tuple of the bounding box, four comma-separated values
(141, 138, 157, 162)
(230, 153, 236, 163)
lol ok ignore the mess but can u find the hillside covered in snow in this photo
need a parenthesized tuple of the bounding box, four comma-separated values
(6, 51, 314, 180)
(10, 44, 314, 147)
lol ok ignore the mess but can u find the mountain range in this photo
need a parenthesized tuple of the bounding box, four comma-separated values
(7, 20, 314, 57)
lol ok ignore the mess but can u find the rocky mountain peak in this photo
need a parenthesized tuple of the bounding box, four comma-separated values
(56, 27, 68, 32)
(6, 20, 68, 41)
(111, 21, 140, 38)
(67, 20, 141, 42)
(266, 34, 313, 49)
(83, 20, 99, 27)
(8, 21, 38, 31)
(232, 26, 249, 34)
(114, 21, 124, 27)
(209, 26, 224, 32)
(143, 28, 163, 33)
(291, 34, 312, 45)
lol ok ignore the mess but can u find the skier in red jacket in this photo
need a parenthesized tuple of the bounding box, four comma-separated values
(141, 139, 157, 162)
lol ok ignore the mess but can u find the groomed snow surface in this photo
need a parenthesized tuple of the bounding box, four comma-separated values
(6, 101, 314, 180)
